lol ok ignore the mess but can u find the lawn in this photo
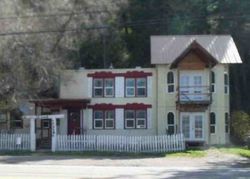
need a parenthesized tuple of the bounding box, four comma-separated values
(217, 147, 250, 158)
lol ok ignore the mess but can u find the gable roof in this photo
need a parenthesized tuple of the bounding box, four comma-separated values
(151, 35, 242, 64)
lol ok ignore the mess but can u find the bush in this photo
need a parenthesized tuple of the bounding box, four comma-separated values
(231, 111, 250, 145)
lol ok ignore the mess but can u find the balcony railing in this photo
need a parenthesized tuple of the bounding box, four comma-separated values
(177, 86, 211, 104)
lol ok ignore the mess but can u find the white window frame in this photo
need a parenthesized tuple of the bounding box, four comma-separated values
(105, 110, 115, 129)
(224, 73, 229, 95)
(167, 72, 175, 93)
(93, 110, 103, 129)
(104, 78, 114, 97)
(210, 112, 216, 134)
(93, 78, 103, 97)
(211, 71, 216, 93)
(167, 112, 175, 135)
(125, 110, 135, 129)
(136, 78, 147, 97)
(0, 113, 7, 123)
(125, 78, 135, 97)
(136, 110, 146, 129)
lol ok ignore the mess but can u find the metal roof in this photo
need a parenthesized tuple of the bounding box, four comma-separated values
(151, 35, 242, 64)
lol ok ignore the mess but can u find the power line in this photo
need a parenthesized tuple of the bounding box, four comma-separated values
(0, 14, 249, 37)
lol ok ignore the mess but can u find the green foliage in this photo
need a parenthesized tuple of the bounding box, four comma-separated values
(231, 111, 250, 144)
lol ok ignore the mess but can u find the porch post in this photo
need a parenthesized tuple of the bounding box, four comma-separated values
(51, 117, 57, 152)
(30, 117, 36, 151)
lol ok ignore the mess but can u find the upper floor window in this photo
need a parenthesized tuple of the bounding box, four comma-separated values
(93, 110, 115, 129)
(225, 112, 229, 133)
(210, 112, 216, 134)
(211, 71, 215, 93)
(124, 109, 147, 129)
(93, 78, 114, 97)
(224, 73, 229, 94)
(167, 112, 175, 135)
(167, 72, 174, 93)
(125, 78, 147, 97)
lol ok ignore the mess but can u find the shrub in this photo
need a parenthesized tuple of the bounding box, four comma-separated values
(231, 111, 250, 145)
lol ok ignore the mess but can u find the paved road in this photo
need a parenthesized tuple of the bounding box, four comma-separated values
(0, 164, 249, 179)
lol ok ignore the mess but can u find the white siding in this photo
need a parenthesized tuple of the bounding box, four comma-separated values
(87, 77, 92, 98)
(147, 76, 153, 97)
(147, 108, 152, 129)
(115, 108, 124, 129)
(115, 77, 124, 97)
(87, 109, 93, 129)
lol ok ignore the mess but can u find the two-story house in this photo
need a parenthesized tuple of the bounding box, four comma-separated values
(6, 35, 242, 149)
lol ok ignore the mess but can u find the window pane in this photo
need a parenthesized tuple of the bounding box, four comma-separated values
(137, 88, 146, 96)
(136, 110, 146, 118)
(211, 71, 215, 83)
(167, 72, 174, 84)
(137, 119, 145, 126)
(105, 79, 113, 87)
(137, 78, 146, 87)
(126, 88, 135, 96)
(211, 84, 215, 93)
(94, 79, 103, 87)
(94, 89, 103, 96)
(95, 120, 103, 128)
(105, 111, 114, 119)
(126, 120, 134, 128)
(94, 111, 103, 119)
(126, 78, 135, 87)
(168, 85, 174, 93)
(125, 110, 134, 118)
(210, 113, 216, 124)
(210, 126, 215, 133)
(224, 74, 228, 85)
(105, 88, 113, 96)
(105, 120, 114, 128)
(168, 126, 175, 135)
(167, 113, 174, 124)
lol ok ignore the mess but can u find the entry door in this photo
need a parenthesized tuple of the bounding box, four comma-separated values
(68, 109, 81, 135)
(180, 73, 203, 101)
(181, 113, 204, 141)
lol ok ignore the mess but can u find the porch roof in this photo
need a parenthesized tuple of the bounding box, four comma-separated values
(30, 98, 91, 109)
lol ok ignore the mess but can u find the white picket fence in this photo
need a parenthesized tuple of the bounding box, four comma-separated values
(56, 133, 185, 153)
(0, 133, 30, 151)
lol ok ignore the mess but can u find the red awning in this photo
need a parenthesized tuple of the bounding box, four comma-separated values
(30, 99, 91, 109)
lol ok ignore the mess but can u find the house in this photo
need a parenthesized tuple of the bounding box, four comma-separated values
(2, 35, 242, 149)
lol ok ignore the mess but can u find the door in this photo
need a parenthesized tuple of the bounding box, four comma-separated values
(181, 113, 204, 141)
(180, 73, 204, 101)
(37, 119, 52, 149)
(68, 109, 81, 135)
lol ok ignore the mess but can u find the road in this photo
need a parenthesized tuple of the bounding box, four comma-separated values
(0, 164, 249, 179)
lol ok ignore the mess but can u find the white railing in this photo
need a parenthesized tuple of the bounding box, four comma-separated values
(0, 133, 30, 151)
(56, 133, 185, 153)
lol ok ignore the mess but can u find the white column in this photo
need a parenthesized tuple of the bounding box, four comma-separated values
(51, 117, 57, 152)
(30, 118, 36, 151)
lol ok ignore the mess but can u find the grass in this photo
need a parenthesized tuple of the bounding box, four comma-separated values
(217, 146, 250, 158)
(165, 150, 206, 158)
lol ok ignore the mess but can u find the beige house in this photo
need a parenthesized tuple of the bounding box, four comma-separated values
(1, 35, 242, 149)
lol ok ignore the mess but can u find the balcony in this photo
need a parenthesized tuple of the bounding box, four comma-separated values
(177, 86, 211, 105)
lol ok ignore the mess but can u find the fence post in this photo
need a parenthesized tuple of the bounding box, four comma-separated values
(51, 117, 57, 152)
(30, 118, 36, 151)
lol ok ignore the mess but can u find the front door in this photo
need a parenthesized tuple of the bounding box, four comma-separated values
(180, 112, 204, 141)
(36, 119, 52, 149)
(68, 109, 81, 135)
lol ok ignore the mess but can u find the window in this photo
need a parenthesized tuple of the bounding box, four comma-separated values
(125, 78, 147, 97)
(211, 71, 215, 93)
(225, 112, 229, 133)
(167, 72, 174, 93)
(0, 112, 7, 123)
(167, 112, 175, 135)
(93, 110, 115, 129)
(10, 109, 23, 129)
(125, 110, 147, 129)
(210, 112, 216, 134)
(224, 73, 229, 94)
(93, 78, 114, 97)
